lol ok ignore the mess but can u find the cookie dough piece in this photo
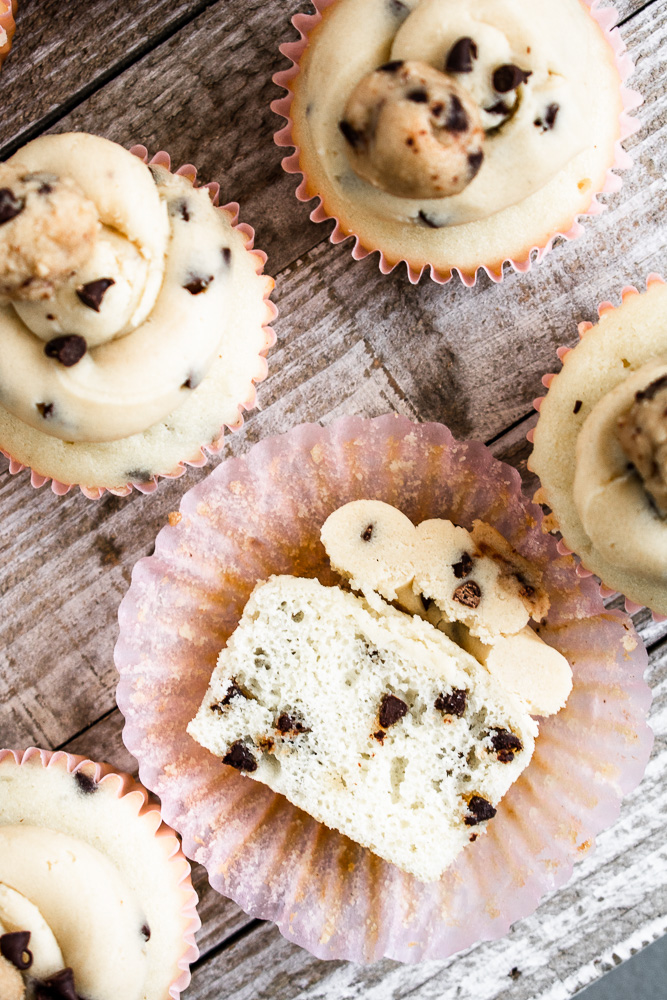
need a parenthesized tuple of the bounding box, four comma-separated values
(189, 575, 537, 883)
(0, 165, 98, 302)
(340, 60, 484, 198)
(617, 371, 667, 517)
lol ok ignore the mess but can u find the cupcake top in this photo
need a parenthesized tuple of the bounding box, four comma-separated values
(289, 0, 623, 274)
(530, 277, 667, 613)
(0, 751, 197, 1000)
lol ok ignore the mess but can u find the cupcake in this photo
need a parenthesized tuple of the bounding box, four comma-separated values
(0, 1, 16, 71)
(529, 275, 667, 615)
(0, 747, 199, 999)
(116, 414, 651, 963)
(0, 132, 276, 498)
(273, 0, 639, 284)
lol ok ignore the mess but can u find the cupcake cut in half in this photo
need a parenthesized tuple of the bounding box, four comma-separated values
(276, 0, 637, 283)
(530, 275, 667, 615)
(189, 500, 572, 883)
(0, 132, 275, 498)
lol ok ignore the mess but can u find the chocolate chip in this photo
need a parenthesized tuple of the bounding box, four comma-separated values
(125, 468, 153, 483)
(170, 198, 190, 221)
(141, 923, 151, 941)
(467, 150, 484, 178)
(445, 37, 478, 73)
(0, 188, 24, 224)
(453, 580, 481, 608)
(74, 771, 97, 795)
(46, 313, 56, 321)
(36, 402, 54, 419)
(464, 795, 497, 826)
(485, 100, 510, 116)
(636, 375, 667, 402)
(535, 102, 560, 132)
(493, 64, 531, 93)
(276, 713, 308, 734)
(573, 399, 582, 414)
(361, 523, 374, 541)
(222, 680, 246, 705)
(444, 95, 468, 132)
(222, 741, 257, 772)
(407, 88, 428, 103)
(373, 730, 385, 742)
(184, 275, 214, 295)
(452, 551, 473, 579)
(1, 931, 33, 970)
(418, 210, 444, 229)
(469, 833, 478, 842)
(378, 693, 408, 728)
(34, 968, 79, 1000)
(76, 278, 115, 312)
(435, 688, 467, 717)
(378, 60, 404, 73)
(510, 968, 522, 981)
(490, 727, 522, 763)
(221, 247, 232, 267)
(44, 334, 87, 367)
(339, 119, 364, 148)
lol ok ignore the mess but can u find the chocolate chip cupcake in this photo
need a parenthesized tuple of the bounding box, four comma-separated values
(0, 747, 199, 999)
(0, 132, 276, 498)
(274, 0, 638, 283)
(530, 275, 667, 615)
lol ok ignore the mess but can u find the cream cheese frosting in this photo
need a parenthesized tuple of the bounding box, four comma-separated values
(290, 0, 622, 273)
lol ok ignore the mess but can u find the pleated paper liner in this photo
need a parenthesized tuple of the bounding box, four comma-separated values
(0, 0, 16, 69)
(272, 0, 641, 286)
(0, 145, 277, 500)
(115, 414, 652, 964)
(529, 273, 667, 620)
(0, 746, 200, 998)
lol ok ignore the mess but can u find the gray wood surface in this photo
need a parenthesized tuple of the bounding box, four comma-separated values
(0, 1, 666, 997)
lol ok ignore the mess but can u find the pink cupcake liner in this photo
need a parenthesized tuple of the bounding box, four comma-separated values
(529, 272, 666, 620)
(0, 0, 16, 68)
(0, 145, 278, 501)
(272, 0, 641, 287)
(115, 413, 652, 964)
(0, 746, 200, 998)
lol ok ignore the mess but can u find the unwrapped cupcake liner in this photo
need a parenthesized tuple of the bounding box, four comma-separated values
(272, 0, 641, 287)
(0, 746, 200, 998)
(0, 0, 16, 69)
(0, 145, 277, 500)
(115, 413, 652, 964)
(529, 272, 667, 620)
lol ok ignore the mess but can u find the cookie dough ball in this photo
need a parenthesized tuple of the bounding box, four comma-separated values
(617, 374, 667, 517)
(339, 60, 484, 199)
(0, 164, 98, 302)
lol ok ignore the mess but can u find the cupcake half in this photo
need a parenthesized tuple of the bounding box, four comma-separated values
(530, 274, 667, 616)
(273, 0, 640, 284)
(0, 747, 200, 999)
(0, 132, 276, 498)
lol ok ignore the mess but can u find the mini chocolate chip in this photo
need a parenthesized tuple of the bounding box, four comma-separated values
(0, 188, 24, 224)
(435, 688, 467, 717)
(125, 468, 153, 483)
(76, 278, 115, 312)
(1, 931, 33, 970)
(453, 580, 481, 608)
(276, 713, 308, 734)
(361, 523, 374, 541)
(464, 795, 497, 826)
(469, 833, 478, 842)
(46, 313, 56, 321)
(485, 100, 510, 116)
(467, 150, 484, 178)
(545, 103, 559, 128)
(573, 399, 582, 414)
(222, 741, 257, 772)
(490, 727, 522, 763)
(417, 210, 444, 228)
(74, 771, 97, 795)
(141, 923, 151, 941)
(636, 375, 667, 402)
(444, 95, 468, 132)
(493, 64, 531, 93)
(184, 275, 214, 295)
(453, 551, 473, 579)
(510, 967, 522, 981)
(339, 119, 364, 148)
(378, 60, 404, 73)
(221, 246, 232, 267)
(221, 680, 246, 705)
(378, 693, 408, 728)
(373, 730, 385, 742)
(38, 181, 54, 195)
(407, 88, 428, 103)
(445, 37, 478, 73)
(36, 402, 54, 419)
(170, 198, 190, 221)
(44, 334, 87, 367)
(34, 968, 78, 1000)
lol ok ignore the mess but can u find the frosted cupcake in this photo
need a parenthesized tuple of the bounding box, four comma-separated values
(0, 132, 276, 498)
(530, 275, 667, 615)
(0, 748, 199, 1000)
(274, 0, 638, 283)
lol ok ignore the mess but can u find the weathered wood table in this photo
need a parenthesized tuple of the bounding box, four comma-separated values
(1, 2, 666, 997)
